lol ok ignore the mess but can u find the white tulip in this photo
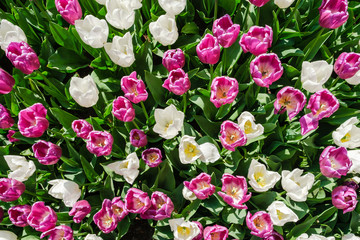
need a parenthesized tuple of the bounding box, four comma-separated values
(343, 234, 360, 240)
(274, 0, 296, 8)
(0, 230, 17, 240)
(69, 75, 99, 108)
(0, 19, 27, 51)
(301, 61, 333, 93)
(248, 159, 281, 192)
(182, 186, 197, 201)
(104, 32, 135, 67)
(199, 142, 220, 163)
(4, 155, 35, 182)
(149, 14, 179, 46)
(85, 234, 104, 240)
(281, 168, 314, 202)
(48, 179, 81, 207)
(95, 0, 106, 5)
(332, 117, 360, 149)
(105, 0, 135, 30)
(75, 15, 109, 48)
(348, 150, 360, 174)
(296, 234, 335, 240)
(237, 111, 264, 140)
(121, 0, 142, 10)
(345, 70, 360, 85)
(158, 0, 186, 16)
(153, 104, 184, 139)
(169, 218, 200, 240)
(266, 201, 299, 226)
(106, 152, 139, 184)
(179, 135, 202, 164)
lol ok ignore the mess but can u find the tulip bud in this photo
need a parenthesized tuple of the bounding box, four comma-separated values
(86, 131, 113, 157)
(105, 0, 135, 30)
(75, 15, 109, 48)
(141, 148, 162, 167)
(213, 14, 240, 48)
(0, 103, 14, 129)
(149, 14, 179, 46)
(18, 103, 49, 138)
(319, 146, 352, 178)
(130, 129, 147, 148)
(0, 68, 15, 94)
(32, 141, 62, 165)
(124, 188, 151, 214)
(27, 202, 57, 232)
(104, 32, 135, 67)
(162, 48, 185, 72)
(0, 19, 27, 51)
(274, 86, 306, 120)
(210, 76, 239, 108)
(163, 68, 191, 95)
(184, 173, 215, 200)
(158, 0, 186, 15)
(69, 200, 91, 223)
(248, 0, 271, 7)
(40, 225, 73, 240)
(220, 120, 247, 151)
(7, 130, 19, 142)
(203, 225, 229, 240)
(196, 34, 221, 65)
(0, 178, 25, 202)
(250, 53, 283, 88)
(332, 185, 358, 214)
(6, 41, 40, 75)
(112, 96, 135, 122)
(69, 75, 99, 108)
(319, 0, 349, 29)
(334, 52, 360, 79)
(55, 0, 82, 25)
(140, 191, 174, 221)
(246, 211, 273, 238)
(72, 119, 93, 139)
(121, 71, 148, 103)
(8, 205, 31, 227)
(240, 25, 273, 56)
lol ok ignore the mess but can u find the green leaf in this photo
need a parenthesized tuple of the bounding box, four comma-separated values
(201, 196, 224, 216)
(47, 47, 89, 73)
(222, 208, 247, 224)
(181, 22, 199, 34)
(303, 30, 333, 61)
(80, 156, 100, 182)
(144, 71, 166, 105)
(155, 161, 176, 192)
(287, 216, 318, 238)
(49, 22, 81, 53)
(49, 108, 77, 134)
(180, 199, 201, 220)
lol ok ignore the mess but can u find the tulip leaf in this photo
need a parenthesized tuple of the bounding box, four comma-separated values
(144, 71, 166, 105)
(287, 215, 318, 238)
(47, 47, 89, 73)
(49, 22, 81, 54)
(49, 108, 77, 134)
(80, 155, 100, 183)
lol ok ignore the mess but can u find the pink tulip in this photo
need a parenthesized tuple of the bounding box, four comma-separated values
(203, 225, 229, 240)
(163, 68, 191, 96)
(212, 14, 240, 48)
(7, 130, 19, 142)
(332, 185, 358, 214)
(141, 148, 163, 168)
(18, 103, 49, 138)
(210, 76, 239, 108)
(121, 71, 148, 103)
(0, 207, 3, 223)
(130, 129, 147, 148)
(343, 181, 359, 190)
(0, 103, 14, 129)
(86, 131, 113, 157)
(193, 221, 203, 240)
(217, 174, 251, 209)
(246, 211, 273, 238)
(274, 86, 306, 120)
(240, 25, 273, 56)
(32, 140, 62, 165)
(140, 191, 174, 221)
(0, 68, 15, 94)
(93, 199, 117, 234)
(71, 119, 93, 139)
(6, 42, 40, 75)
(162, 48, 185, 72)
(112, 96, 135, 122)
(124, 188, 151, 214)
(263, 231, 284, 240)
(55, 0, 82, 25)
(111, 197, 128, 222)
(183, 173, 215, 200)
(27, 201, 57, 232)
(319, 0, 349, 29)
(220, 120, 247, 151)
(334, 52, 360, 79)
(69, 200, 91, 223)
(248, 0, 271, 7)
(319, 146, 352, 178)
(0, 178, 25, 202)
(8, 205, 31, 227)
(196, 34, 221, 65)
(250, 53, 283, 88)
(40, 225, 73, 240)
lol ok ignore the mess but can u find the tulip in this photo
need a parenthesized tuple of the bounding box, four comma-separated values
(105, 0, 135, 30)
(0, 231, 17, 240)
(274, 0, 296, 8)
(140, 191, 174, 220)
(153, 104, 184, 139)
(248, 159, 281, 192)
(112, 96, 135, 122)
(319, 0, 349, 29)
(246, 211, 273, 238)
(0, 19, 27, 51)
(158, 0, 186, 15)
(55, 0, 82, 25)
(0, 68, 15, 94)
(85, 235, 103, 240)
(7, 130, 19, 142)
(27, 201, 57, 232)
(0, 207, 3, 223)
(18, 103, 48, 138)
(69, 75, 99, 108)
(240, 25, 273, 56)
(196, 34, 221, 65)
(266, 201, 299, 226)
(168, 218, 201, 240)
(343, 234, 360, 240)
(193, 221, 203, 240)
(149, 14, 179, 46)
(183, 173, 215, 200)
(8, 205, 31, 227)
(319, 146, 352, 178)
(106, 152, 139, 184)
(203, 225, 229, 240)
(343, 181, 359, 190)
(301, 61, 333, 93)
(0, 104, 14, 129)
(124, 188, 151, 214)
(104, 32, 135, 67)
(95, 0, 106, 4)
(332, 185, 358, 214)
(334, 52, 360, 79)
(142, 148, 163, 167)
(32, 140, 62, 165)
(348, 150, 360, 174)
(111, 197, 128, 222)
(210, 76, 239, 108)
(75, 15, 109, 48)
(345, 70, 360, 85)
(69, 200, 91, 223)
(93, 199, 117, 234)
(332, 117, 360, 149)
(182, 186, 197, 201)
(217, 173, 251, 209)
(274, 86, 306, 120)
(163, 68, 191, 96)
(86, 131, 113, 157)
(264, 231, 285, 240)
(40, 225, 73, 240)
(281, 168, 315, 202)
(219, 120, 247, 151)
(0, 178, 25, 202)
(248, 0, 271, 7)
(48, 179, 81, 207)
(162, 48, 185, 72)
(72, 119, 93, 139)
(4, 155, 36, 182)
(6, 41, 40, 75)
(130, 129, 147, 148)
(213, 14, 240, 48)
(179, 135, 202, 164)
(121, 71, 148, 103)
(250, 53, 283, 88)
(237, 111, 264, 139)
(199, 142, 221, 164)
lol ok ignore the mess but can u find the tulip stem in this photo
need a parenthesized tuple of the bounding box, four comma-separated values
(256, 7, 260, 26)
(330, 76, 340, 88)
(214, 0, 218, 20)
(140, 101, 149, 120)
(315, 172, 323, 180)
(132, 120, 140, 129)
(183, 93, 187, 113)
(208, 64, 214, 91)
(279, 0, 302, 36)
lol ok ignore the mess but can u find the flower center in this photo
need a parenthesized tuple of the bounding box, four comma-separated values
(341, 133, 351, 143)
(164, 121, 173, 131)
(276, 209, 285, 220)
(244, 120, 254, 134)
(177, 226, 191, 236)
(184, 143, 199, 158)
(254, 217, 266, 230)
(254, 172, 266, 187)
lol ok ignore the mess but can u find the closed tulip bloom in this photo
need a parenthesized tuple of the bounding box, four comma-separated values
(0, 104, 14, 129)
(153, 104, 184, 139)
(48, 179, 81, 207)
(169, 218, 201, 240)
(0, 19, 27, 51)
(121, 71, 148, 103)
(237, 111, 264, 139)
(213, 14, 240, 48)
(210, 76, 239, 108)
(111, 197, 128, 222)
(266, 201, 299, 226)
(0, 178, 25, 202)
(71, 119, 93, 139)
(104, 32, 135, 67)
(93, 199, 117, 234)
(163, 68, 191, 95)
(69, 75, 99, 108)
(75, 15, 109, 48)
(281, 168, 315, 202)
(183, 173, 215, 200)
(107, 152, 139, 184)
(142, 148, 163, 167)
(7, 130, 19, 142)
(149, 14, 179, 46)
(18, 103, 49, 138)
(124, 188, 151, 214)
(27, 201, 57, 232)
(162, 48, 185, 72)
(69, 200, 91, 223)
(112, 96, 135, 122)
(250, 53, 283, 88)
(332, 117, 360, 148)
(319, 0, 349, 29)
(41, 225, 73, 240)
(320, 146, 352, 178)
(220, 120, 247, 151)
(179, 135, 203, 164)
(130, 129, 147, 148)
(246, 211, 273, 238)
(6, 41, 40, 75)
(332, 185, 358, 213)
(247, 0, 271, 7)
(158, 0, 186, 15)
(334, 52, 360, 79)
(4, 155, 36, 182)
(86, 131, 113, 157)
(199, 142, 221, 164)
(196, 34, 221, 64)
(203, 225, 229, 240)
(105, 0, 135, 30)
(0, 68, 15, 94)
(274, 86, 306, 120)
(0, 231, 17, 240)
(217, 173, 251, 209)
(248, 159, 281, 192)
(55, 0, 82, 25)
(240, 25, 273, 56)
(32, 141, 62, 165)
(274, 0, 296, 8)
(301, 61, 333, 92)
(140, 191, 174, 220)
(8, 205, 31, 227)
